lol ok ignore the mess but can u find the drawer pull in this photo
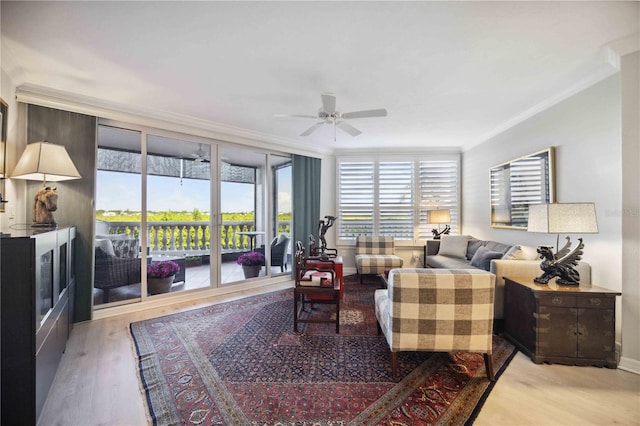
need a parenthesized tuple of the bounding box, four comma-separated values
(552, 297, 563, 305)
(589, 298, 602, 306)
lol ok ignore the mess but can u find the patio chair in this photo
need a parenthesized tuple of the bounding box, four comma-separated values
(256, 233, 290, 272)
(94, 236, 142, 303)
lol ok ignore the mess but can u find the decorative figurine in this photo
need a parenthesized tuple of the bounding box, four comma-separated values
(534, 236, 584, 285)
(431, 225, 450, 240)
(317, 215, 337, 259)
(309, 234, 317, 256)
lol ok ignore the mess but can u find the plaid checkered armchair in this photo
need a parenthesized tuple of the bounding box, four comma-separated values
(355, 236, 404, 283)
(374, 268, 496, 380)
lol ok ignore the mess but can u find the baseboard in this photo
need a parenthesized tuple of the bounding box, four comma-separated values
(618, 356, 640, 375)
(92, 277, 293, 320)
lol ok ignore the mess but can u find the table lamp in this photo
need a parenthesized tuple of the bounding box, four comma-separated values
(527, 203, 598, 285)
(427, 209, 451, 239)
(11, 141, 81, 227)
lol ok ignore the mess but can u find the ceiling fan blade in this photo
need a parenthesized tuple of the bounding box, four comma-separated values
(321, 93, 336, 114)
(274, 114, 318, 119)
(301, 122, 325, 136)
(341, 108, 387, 119)
(336, 121, 362, 137)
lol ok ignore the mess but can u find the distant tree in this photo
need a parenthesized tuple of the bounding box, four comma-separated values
(192, 208, 203, 221)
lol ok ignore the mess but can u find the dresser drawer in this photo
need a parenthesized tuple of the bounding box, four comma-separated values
(538, 295, 576, 307)
(577, 296, 615, 309)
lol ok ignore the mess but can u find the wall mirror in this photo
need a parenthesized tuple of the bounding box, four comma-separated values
(490, 147, 555, 229)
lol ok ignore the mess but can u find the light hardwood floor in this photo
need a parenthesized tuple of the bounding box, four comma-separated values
(39, 285, 640, 426)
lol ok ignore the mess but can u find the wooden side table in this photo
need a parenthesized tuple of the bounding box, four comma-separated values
(503, 276, 621, 368)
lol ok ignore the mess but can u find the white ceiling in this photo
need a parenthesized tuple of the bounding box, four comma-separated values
(1, 1, 638, 153)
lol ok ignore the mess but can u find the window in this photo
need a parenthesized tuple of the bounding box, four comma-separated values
(337, 155, 460, 241)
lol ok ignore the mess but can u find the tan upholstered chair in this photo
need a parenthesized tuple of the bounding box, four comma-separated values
(375, 268, 496, 380)
(355, 236, 404, 283)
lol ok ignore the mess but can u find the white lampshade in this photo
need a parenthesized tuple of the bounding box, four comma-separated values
(11, 141, 81, 182)
(427, 209, 451, 224)
(527, 203, 598, 234)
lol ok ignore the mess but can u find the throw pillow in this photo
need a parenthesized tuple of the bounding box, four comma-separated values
(466, 238, 485, 260)
(470, 246, 504, 271)
(438, 235, 469, 259)
(111, 238, 139, 258)
(95, 238, 116, 257)
(502, 245, 539, 260)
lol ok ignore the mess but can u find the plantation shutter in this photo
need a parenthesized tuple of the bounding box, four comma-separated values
(337, 154, 460, 241)
(379, 161, 414, 239)
(338, 161, 374, 238)
(418, 159, 459, 239)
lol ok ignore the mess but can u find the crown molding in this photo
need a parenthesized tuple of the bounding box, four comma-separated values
(465, 41, 627, 151)
(15, 84, 334, 157)
(608, 32, 640, 57)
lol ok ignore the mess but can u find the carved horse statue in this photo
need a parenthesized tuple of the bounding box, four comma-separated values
(34, 187, 58, 226)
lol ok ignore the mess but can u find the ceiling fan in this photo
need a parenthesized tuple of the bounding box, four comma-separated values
(276, 93, 387, 139)
(191, 144, 210, 163)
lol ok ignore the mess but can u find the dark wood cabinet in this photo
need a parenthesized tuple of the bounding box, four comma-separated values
(503, 276, 620, 368)
(1, 227, 76, 425)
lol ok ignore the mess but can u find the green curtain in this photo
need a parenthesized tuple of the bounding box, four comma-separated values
(292, 154, 321, 256)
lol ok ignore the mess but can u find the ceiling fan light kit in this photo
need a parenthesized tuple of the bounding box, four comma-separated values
(276, 93, 387, 140)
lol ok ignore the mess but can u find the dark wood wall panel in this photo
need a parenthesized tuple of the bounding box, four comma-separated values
(27, 105, 96, 322)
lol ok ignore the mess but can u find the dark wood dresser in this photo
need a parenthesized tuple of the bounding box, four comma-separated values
(503, 276, 621, 368)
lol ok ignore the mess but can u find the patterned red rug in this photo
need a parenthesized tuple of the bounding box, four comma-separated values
(130, 275, 516, 425)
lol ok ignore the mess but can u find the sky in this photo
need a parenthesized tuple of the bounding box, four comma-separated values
(96, 170, 291, 213)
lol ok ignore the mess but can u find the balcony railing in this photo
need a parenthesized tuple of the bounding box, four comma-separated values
(97, 220, 291, 255)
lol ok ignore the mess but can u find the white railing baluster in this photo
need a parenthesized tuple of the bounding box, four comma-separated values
(97, 220, 290, 256)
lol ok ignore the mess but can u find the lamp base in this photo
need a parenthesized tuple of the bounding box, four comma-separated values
(431, 225, 451, 240)
(534, 237, 584, 286)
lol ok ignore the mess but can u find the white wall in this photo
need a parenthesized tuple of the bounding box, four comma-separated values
(620, 51, 640, 373)
(463, 74, 632, 362)
(0, 67, 28, 233)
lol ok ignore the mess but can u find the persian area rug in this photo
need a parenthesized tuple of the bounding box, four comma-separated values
(130, 274, 517, 425)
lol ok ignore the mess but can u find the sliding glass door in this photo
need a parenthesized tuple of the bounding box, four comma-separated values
(146, 134, 212, 296)
(219, 146, 267, 284)
(94, 120, 292, 310)
(269, 155, 292, 276)
(94, 126, 143, 306)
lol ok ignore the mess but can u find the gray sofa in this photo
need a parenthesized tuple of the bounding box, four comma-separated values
(424, 236, 591, 320)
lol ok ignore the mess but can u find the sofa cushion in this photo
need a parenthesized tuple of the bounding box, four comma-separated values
(425, 255, 472, 269)
(470, 246, 504, 271)
(466, 238, 485, 260)
(356, 254, 404, 274)
(502, 245, 539, 261)
(483, 241, 513, 255)
(438, 235, 469, 259)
